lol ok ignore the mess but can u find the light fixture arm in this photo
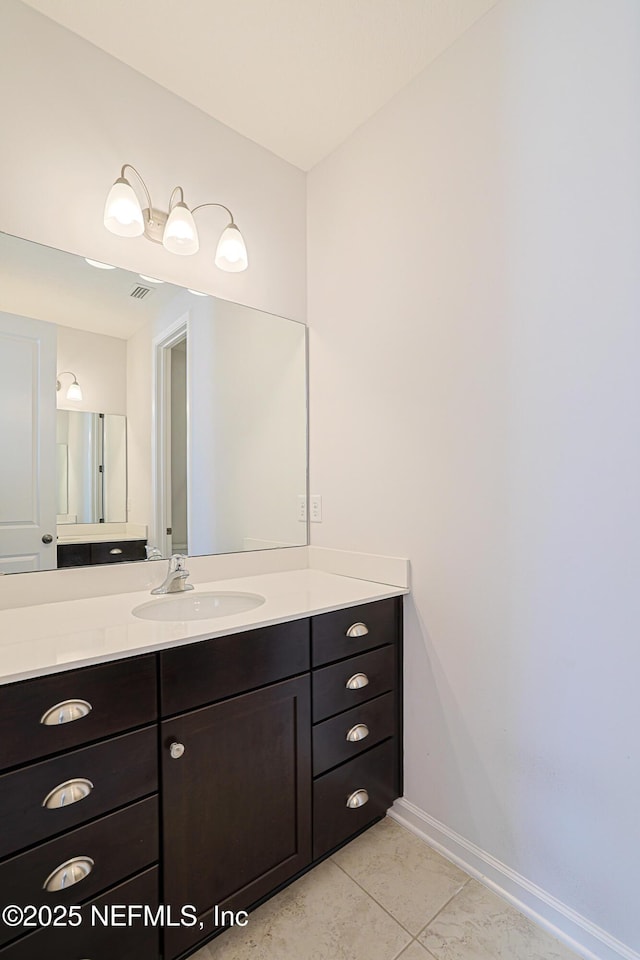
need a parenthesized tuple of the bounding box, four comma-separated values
(56, 371, 79, 387)
(120, 163, 154, 214)
(168, 186, 185, 210)
(191, 201, 235, 225)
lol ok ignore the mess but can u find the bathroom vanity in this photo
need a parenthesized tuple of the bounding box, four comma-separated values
(57, 538, 148, 568)
(0, 579, 403, 960)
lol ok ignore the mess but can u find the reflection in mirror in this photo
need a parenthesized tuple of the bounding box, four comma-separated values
(56, 411, 127, 524)
(0, 231, 308, 573)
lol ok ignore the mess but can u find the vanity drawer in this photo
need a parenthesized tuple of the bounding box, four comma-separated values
(0, 726, 157, 859)
(311, 598, 399, 666)
(91, 540, 147, 564)
(57, 542, 91, 568)
(0, 866, 160, 960)
(313, 692, 396, 776)
(0, 655, 157, 772)
(312, 644, 396, 722)
(313, 739, 398, 859)
(160, 619, 310, 715)
(0, 796, 158, 948)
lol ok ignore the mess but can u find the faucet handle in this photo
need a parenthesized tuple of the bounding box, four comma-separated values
(169, 553, 188, 571)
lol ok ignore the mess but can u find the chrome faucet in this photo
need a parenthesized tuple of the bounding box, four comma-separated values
(151, 554, 194, 595)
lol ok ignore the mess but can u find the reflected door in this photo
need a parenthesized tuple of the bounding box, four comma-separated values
(0, 312, 57, 572)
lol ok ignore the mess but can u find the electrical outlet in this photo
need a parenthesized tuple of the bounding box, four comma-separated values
(297, 495, 307, 522)
(310, 495, 322, 523)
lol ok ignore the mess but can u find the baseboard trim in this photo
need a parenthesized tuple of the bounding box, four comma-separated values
(389, 798, 639, 960)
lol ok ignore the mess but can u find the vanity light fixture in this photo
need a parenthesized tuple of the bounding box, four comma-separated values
(139, 275, 164, 284)
(56, 371, 83, 402)
(187, 289, 208, 297)
(104, 164, 248, 272)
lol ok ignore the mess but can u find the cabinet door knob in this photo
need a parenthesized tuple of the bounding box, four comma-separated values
(43, 856, 94, 892)
(346, 672, 369, 690)
(40, 699, 92, 726)
(43, 778, 94, 809)
(346, 723, 369, 743)
(346, 622, 369, 638)
(170, 741, 185, 760)
(346, 789, 369, 809)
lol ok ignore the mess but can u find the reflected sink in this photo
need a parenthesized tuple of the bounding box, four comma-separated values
(132, 591, 266, 622)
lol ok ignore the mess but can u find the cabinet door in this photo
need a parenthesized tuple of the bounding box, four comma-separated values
(161, 675, 311, 959)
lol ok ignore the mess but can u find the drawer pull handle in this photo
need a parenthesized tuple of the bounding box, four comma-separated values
(109, 548, 123, 555)
(346, 672, 369, 690)
(170, 741, 185, 760)
(40, 699, 92, 726)
(346, 723, 370, 742)
(346, 789, 369, 809)
(43, 856, 94, 892)
(43, 778, 94, 810)
(346, 622, 369, 638)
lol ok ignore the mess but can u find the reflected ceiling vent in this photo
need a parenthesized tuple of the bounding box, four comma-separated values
(128, 283, 154, 300)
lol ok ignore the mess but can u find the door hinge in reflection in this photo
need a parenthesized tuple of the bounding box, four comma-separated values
(166, 527, 172, 535)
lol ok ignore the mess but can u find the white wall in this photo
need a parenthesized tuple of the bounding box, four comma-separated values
(0, 0, 305, 323)
(308, 0, 640, 955)
(0, 0, 307, 548)
(189, 299, 307, 555)
(56, 326, 126, 415)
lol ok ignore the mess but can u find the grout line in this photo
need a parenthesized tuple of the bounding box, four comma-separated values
(414, 878, 473, 939)
(391, 937, 418, 960)
(330, 853, 472, 943)
(330, 858, 415, 939)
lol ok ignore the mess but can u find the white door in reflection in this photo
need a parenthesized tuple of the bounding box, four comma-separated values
(0, 312, 57, 572)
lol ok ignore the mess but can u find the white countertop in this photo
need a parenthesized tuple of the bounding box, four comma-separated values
(0, 569, 407, 686)
(57, 534, 147, 545)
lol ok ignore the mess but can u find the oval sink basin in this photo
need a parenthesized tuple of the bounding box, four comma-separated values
(132, 591, 265, 622)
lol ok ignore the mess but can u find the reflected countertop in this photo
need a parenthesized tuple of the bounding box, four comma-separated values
(57, 534, 148, 545)
(0, 568, 408, 686)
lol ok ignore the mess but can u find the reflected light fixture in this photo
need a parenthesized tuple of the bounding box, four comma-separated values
(104, 164, 248, 272)
(57, 371, 83, 402)
(85, 258, 116, 270)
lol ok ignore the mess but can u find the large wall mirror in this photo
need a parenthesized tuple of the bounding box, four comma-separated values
(0, 231, 308, 573)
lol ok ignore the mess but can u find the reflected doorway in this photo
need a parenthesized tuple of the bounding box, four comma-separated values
(152, 316, 189, 559)
(169, 337, 188, 554)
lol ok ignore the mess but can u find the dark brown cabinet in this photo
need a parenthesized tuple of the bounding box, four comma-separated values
(0, 656, 159, 958)
(0, 596, 402, 960)
(310, 597, 402, 860)
(161, 676, 311, 959)
(57, 539, 148, 568)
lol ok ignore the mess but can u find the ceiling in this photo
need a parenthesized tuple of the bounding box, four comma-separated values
(22, 0, 498, 170)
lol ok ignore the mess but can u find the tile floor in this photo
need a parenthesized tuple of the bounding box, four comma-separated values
(191, 817, 579, 960)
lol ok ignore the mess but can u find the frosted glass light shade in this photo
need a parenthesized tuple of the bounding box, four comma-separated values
(215, 224, 248, 272)
(66, 380, 83, 402)
(103, 178, 144, 237)
(163, 202, 199, 255)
